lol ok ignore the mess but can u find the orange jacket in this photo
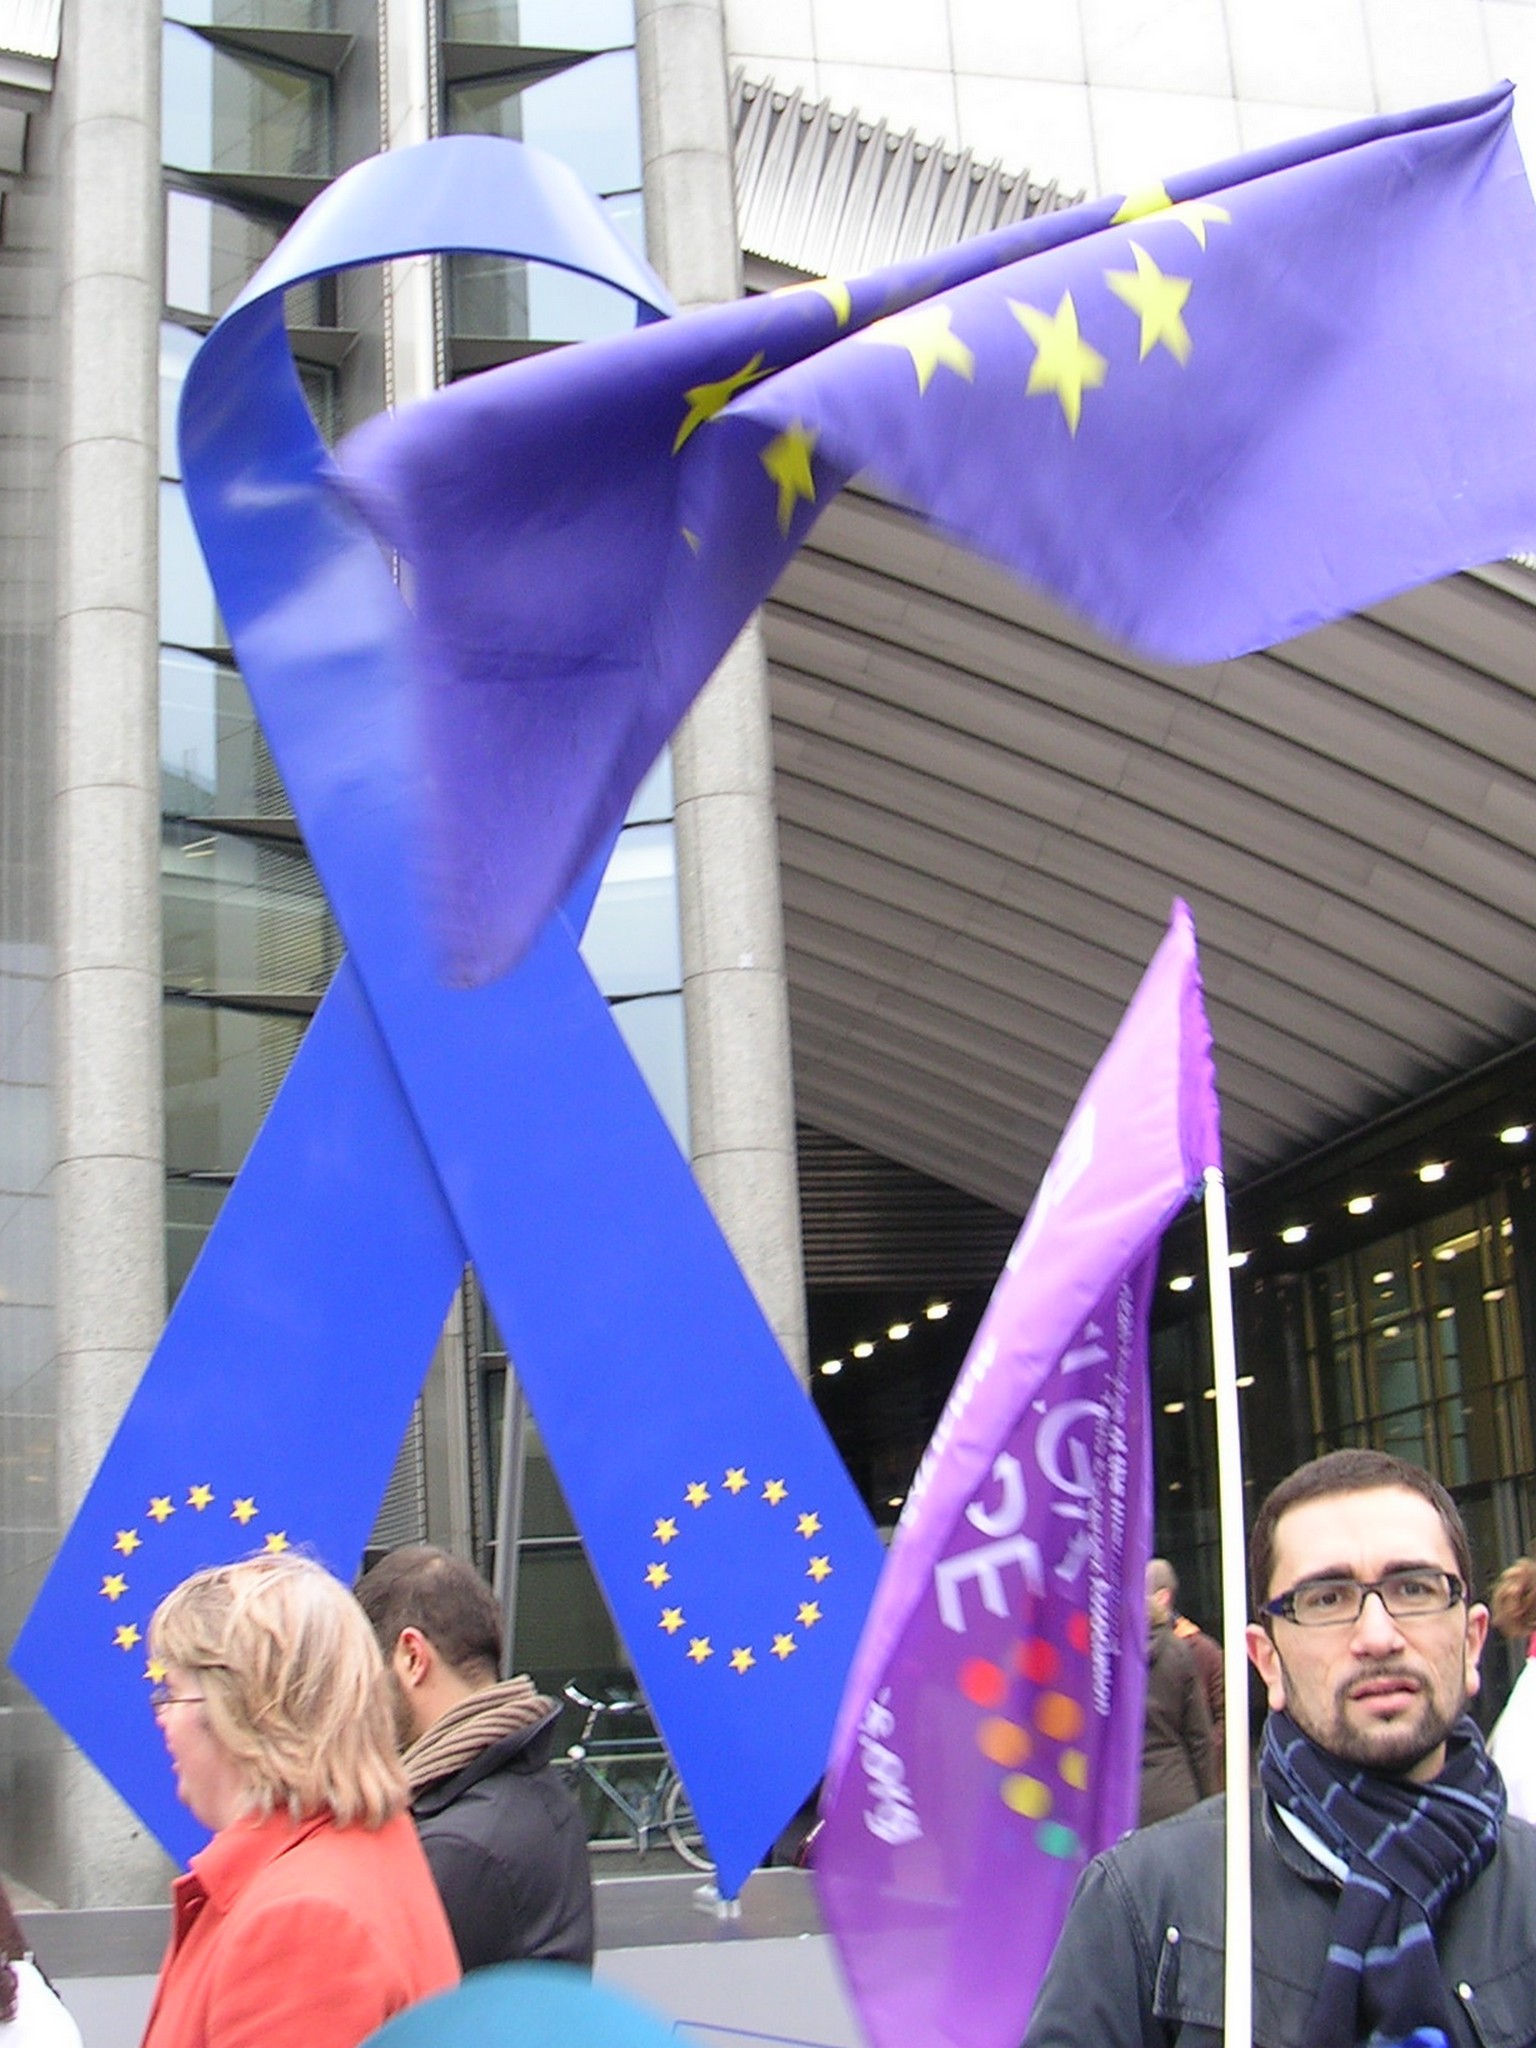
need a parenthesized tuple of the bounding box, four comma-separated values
(140, 1808, 459, 2048)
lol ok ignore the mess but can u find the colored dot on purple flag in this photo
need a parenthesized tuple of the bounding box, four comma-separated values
(1017, 1637, 1060, 1684)
(1001, 1773, 1052, 1819)
(959, 1656, 1008, 1708)
(1035, 1692, 1085, 1742)
(1036, 1820, 1081, 1860)
(977, 1716, 1032, 1767)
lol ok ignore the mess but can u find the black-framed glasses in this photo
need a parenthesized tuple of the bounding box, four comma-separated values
(149, 1684, 206, 1716)
(1264, 1568, 1465, 1628)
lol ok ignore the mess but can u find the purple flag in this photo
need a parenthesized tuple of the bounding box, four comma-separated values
(339, 87, 1536, 986)
(812, 901, 1221, 2048)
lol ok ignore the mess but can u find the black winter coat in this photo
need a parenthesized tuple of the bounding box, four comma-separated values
(1023, 1790, 1536, 2048)
(412, 1711, 594, 1973)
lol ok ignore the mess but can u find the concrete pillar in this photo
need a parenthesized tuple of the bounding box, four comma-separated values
(50, 0, 170, 1902)
(634, 0, 809, 1378)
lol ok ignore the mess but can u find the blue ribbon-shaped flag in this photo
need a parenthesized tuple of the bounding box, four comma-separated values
(11, 136, 882, 1897)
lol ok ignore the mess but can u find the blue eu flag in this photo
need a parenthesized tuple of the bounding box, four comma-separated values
(342, 86, 1536, 988)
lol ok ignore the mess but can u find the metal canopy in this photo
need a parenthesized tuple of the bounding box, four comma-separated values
(764, 486, 1536, 1217)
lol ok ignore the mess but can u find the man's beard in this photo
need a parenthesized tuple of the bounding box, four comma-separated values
(1288, 1658, 1465, 1775)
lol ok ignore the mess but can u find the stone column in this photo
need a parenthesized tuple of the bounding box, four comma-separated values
(50, 0, 170, 1903)
(634, 0, 808, 1377)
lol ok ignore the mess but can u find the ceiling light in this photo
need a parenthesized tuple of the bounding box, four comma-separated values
(1436, 1306, 1454, 1321)
(1163, 1400, 1186, 1415)
(1227, 1250, 1250, 1269)
(1483, 1287, 1507, 1304)
(887, 1322, 911, 1341)
(1203, 1387, 1217, 1400)
(1500, 1124, 1530, 1145)
(1235, 1374, 1255, 1388)
(924, 1301, 950, 1321)
(1383, 1325, 1400, 1339)
(1418, 1162, 1448, 1184)
(1281, 1224, 1309, 1245)
(1346, 1195, 1375, 1216)
(1373, 1271, 1394, 1285)
(1433, 1246, 1457, 1262)
(852, 1341, 875, 1358)
(1169, 1274, 1195, 1293)
(886, 1497, 904, 1510)
(819, 1359, 842, 1376)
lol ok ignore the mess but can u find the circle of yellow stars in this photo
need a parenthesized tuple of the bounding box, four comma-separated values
(99, 1484, 291, 1671)
(645, 1467, 832, 1676)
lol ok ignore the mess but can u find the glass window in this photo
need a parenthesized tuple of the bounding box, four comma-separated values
(161, 481, 227, 652)
(443, 0, 634, 51)
(610, 993, 688, 1152)
(162, 823, 339, 1002)
(161, 650, 290, 820)
(160, 323, 202, 480)
(447, 51, 639, 195)
(165, 1000, 306, 1179)
(166, 0, 336, 27)
(163, 24, 331, 180)
(579, 823, 681, 999)
(166, 190, 326, 325)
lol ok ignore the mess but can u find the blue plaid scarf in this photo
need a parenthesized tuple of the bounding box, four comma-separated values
(1259, 1709, 1505, 2048)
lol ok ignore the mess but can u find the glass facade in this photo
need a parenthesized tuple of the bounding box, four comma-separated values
(0, 66, 62, 1885)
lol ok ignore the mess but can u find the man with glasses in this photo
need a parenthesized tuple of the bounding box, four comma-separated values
(1023, 1448, 1536, 2048)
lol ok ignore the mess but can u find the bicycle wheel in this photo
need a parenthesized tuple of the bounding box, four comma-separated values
(662, 1773, 713, 1870)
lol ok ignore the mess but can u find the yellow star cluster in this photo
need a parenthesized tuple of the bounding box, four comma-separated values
(644, 1466, 834, 1675)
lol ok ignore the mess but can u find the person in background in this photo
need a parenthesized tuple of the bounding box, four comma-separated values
(1139, 1558, 1217, 1826)
(1148, 1555, 1226, 1786)
(1026, 1449, 1536, 2048)
(140, 1552, 458, 2048)
(0, 1880, 82, 2047)
(355, 1546, 593, 1973)
(1488, 1551, 1536, 1822)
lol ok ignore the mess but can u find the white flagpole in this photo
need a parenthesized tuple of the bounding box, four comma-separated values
(1202, 1165, 1253, 2048)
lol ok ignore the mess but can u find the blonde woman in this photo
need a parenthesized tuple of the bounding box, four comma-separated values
(1489, 1552, 1536, 1822)
(140, 1553, 458, 2048)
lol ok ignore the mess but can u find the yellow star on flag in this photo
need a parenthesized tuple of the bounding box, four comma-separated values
(797, 1600, 822, 1628)
(673, 352, 767, 454)
(187, 1483, 214, 1511)
(761, 422, 818, 536)
(857, 304, 975, 393)
(652, 1516, 679, 1545)
(723, 1467, 748, 1494)
(645, 1561, 672, 1590)
(659, 1607, 685, 1634)
(147, 1496, 174, 1523)
(762, 1479, 788, 1505)
(685, 1481, 711, 1508)
(100, 1574, 128, 1603)
(113, 1529, 141, 1556)
(687, 1637, 713, 1664)
(113, 1623, 141, 1651)
(771, 1633, 797, 1660)
(1111, 184, 1230, 248)
(729, 1646, 756, 1674)
(773, 276, 853, 325)
(1010, 293, 1107, 435)
(263, 1531, 289, 1554)
(795, 1511, 821, 1539)
(807, 1555, 833, 1583)
(145, 1657, 168, 1684)
(230, 1497, 258, 1525)
(1105, 243, 1192, 363)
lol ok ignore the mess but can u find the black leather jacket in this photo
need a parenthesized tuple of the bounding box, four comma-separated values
(412, 1709, 594, 1974)
(1022, 1791, 1536, 2048)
